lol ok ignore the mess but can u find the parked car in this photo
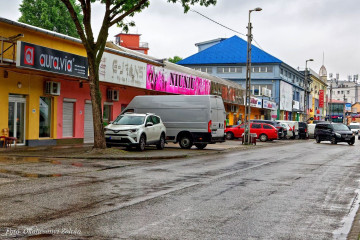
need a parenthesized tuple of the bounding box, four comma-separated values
(307, 123, 316, 138)
(277, 120, 299, 139)
(105, 113, 166, 151)
(298, 122, 308, 139)
(251, 120, 285, 139)
(314, 122, 355, 145)
(349, 122, 360, 135)
(225, 123, 278, 142)
(122, 95, 225, 149)
(279, 122, 293, 139)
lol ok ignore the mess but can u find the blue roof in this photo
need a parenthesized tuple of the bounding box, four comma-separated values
(178, 35, 282, 65)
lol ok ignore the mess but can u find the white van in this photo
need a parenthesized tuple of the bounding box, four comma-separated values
(122, 95, 226, 149)
(277, 120, 299, 139)
(307, 123, 316, 138)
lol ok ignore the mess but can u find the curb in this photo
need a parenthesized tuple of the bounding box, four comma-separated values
(0, 139, 303, 160)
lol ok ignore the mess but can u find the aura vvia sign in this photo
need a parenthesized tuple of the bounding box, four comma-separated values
(16, 41, 88, 78)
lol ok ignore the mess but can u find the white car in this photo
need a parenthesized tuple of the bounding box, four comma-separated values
(349, 123, 360, 135)
(105, 113, 166, 151)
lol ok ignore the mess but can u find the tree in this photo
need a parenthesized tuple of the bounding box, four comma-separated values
(61, 0, 217, 149)
(19, 0, 83, 38)
(168, 56, 183, 63)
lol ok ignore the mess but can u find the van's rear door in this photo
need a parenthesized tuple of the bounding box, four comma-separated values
(210, 96, 226, 139)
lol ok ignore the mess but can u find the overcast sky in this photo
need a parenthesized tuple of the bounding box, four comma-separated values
(1, 0, 359, 80)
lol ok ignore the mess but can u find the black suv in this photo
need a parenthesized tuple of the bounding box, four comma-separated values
(298, 122, 308, 139)
(314, 122, 355, 145)
(251, 120, 284, 139)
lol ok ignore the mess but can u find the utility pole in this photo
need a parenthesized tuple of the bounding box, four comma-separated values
(244, 7, 262, 145)
(329, 82, 332, 122)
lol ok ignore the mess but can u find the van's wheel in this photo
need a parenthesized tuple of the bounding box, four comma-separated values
(331, 137, 337, 144)
(179, 134, 193, 149)
(195, 143, 207, 149)
(316, 136, 321, 143)
(226, 132, 234, 140)
(156, 134, 165, 150)
(259, 134, 268, 142)
(137, 135, 146, 151)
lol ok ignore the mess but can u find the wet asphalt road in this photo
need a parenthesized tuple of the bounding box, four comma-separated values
(1, 140, 360, 239)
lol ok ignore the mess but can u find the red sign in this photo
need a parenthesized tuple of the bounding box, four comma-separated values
(24, 46, 34, 65)
(319, 90, 324, 108)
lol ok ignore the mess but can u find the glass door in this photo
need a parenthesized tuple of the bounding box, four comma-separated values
(8, 95, 26, 145)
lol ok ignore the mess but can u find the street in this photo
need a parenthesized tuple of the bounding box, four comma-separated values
(0, 140, 360, 239)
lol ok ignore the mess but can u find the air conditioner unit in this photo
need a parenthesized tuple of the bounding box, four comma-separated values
(107, 89, 119, 101)
(44, 81, 61, 95)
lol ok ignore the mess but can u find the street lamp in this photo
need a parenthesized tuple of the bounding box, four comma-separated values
(244, 7, 262, 145)
(304, 58, 313, 122)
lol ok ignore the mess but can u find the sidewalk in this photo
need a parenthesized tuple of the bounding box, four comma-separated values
(0, 140, 290, 160)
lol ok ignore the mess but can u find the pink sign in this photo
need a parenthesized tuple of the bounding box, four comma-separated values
(146, 65, 211, 95)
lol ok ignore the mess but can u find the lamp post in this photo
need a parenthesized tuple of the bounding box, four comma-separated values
(304, 59, 313, 122)
(244, 7, 262, 145)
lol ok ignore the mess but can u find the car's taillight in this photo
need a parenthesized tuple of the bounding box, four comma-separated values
(224, 120, 226, 130)
(208, 120, 212, 133)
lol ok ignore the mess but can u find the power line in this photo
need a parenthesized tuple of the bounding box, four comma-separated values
(190, 9, 263, 50)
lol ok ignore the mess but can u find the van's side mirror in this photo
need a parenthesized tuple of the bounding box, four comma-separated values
(146, 122, 154, 127)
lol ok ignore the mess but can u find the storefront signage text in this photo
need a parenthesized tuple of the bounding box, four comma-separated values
(16, 41, 88, 78)
(146, 65, 210, 95)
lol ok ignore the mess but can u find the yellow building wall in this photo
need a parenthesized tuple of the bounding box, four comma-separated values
(0, 21, 85, 141)
(0, 69, 58, 140)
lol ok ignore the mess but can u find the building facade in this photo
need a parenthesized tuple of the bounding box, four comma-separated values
(178, 35, 306, 121)
(1, 18, 245, 146)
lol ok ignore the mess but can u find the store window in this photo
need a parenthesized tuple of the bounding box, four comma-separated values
(39, 97, 52, 138)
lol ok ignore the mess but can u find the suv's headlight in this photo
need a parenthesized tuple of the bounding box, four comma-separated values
(335, 133, 341, 138)
(129, 129, 138, 133)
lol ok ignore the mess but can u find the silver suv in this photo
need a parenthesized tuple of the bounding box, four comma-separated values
(105, 113, 166, 151)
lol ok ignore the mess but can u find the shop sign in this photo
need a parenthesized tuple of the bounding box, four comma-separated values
(146, 64, 210, 95)
(250, 97, 262, 108)
(99, 52, 146, 88)
(319, 90, 324, 108)
(16, 41, 88, 78)
(345, 103, 352, 111)
(263, 99, 277, 110)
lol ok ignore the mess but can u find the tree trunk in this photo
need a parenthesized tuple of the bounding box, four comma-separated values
(88, 53, 106, 149)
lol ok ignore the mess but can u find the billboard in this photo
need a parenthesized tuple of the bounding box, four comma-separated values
(99, 52, 146, 88)
(146, 64, 211, 95)
(280, 81, 293, 111)
(16, 41, 88, 78)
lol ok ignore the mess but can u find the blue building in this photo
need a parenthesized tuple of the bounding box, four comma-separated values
(178, 35, 306, 121)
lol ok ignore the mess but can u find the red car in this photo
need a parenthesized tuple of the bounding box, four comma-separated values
(225, 123, 278, 142)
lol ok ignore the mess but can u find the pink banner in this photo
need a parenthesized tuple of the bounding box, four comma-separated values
(146, 65, 211, 95)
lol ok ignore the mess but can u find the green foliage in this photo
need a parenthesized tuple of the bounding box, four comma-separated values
(168, 56, 183, 63)
(18, 0, 83, 38)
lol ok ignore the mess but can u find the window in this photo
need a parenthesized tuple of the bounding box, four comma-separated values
(252, 67, 260, 73)
(337, 91, 340, 94)
(252, 123, 261, 129)
(341, 91, 344, 94)
(263, 124, 273, 129)
(260, 66, 266, 72)
(193, 67, 212, 73)
(267, 66, 273, 73)
(280, 69, 284, 75)
(217, 67, 242, 74)
(39, 97, 52, 138)
(152, 116, 160, 125)
(347, 90, 350, 94)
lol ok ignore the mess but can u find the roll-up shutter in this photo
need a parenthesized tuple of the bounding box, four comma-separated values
(63, 102, 74, 137)
(84, 103, 94, 143)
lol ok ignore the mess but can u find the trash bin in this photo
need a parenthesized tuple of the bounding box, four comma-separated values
(241, 133, 257, 145)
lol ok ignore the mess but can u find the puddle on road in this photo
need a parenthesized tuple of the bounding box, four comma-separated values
(0, 169, 62, 178)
